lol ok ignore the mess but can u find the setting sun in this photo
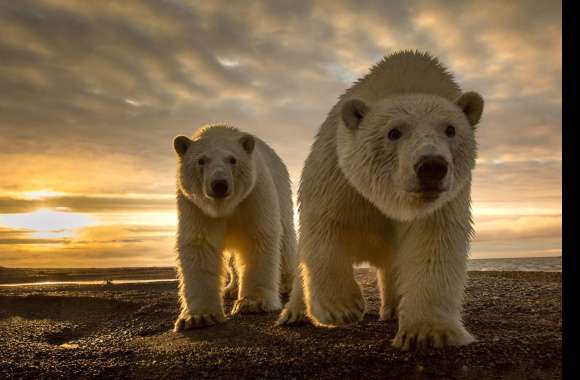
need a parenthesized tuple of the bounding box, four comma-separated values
(21, 190, 66, 200)
(0, 208, 92, 240)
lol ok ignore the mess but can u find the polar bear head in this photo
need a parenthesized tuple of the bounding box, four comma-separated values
(173, 129, 257, 218)
(336, 92, 484, 221)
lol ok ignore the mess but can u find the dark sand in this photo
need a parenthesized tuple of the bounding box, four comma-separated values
(0, 269, 561, 379)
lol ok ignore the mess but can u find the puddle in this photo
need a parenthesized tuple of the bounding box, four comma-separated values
(59, 343, 80, 349)
(0, 279, 177, 287)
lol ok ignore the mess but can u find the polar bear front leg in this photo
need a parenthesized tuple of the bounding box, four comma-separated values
(223, 254, 239, 299)
(302, 233, 365, 327)
(174, 241, 227, 332)
(279, 227, 297, 296)
(231, 235, 282, 315)
(392, 222, 474, 350)
(276, 263, 309, 325)
(377, 266, 399, 321)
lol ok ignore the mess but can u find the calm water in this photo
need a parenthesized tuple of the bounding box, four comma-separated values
(0, 278, 177, 287)
(0, 257, 561, 287)
(467, 256, 561, 272)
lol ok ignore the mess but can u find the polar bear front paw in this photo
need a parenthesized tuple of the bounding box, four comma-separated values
(392, 320, 475, 350)
(276, 306, 309, 326)
(173, 311, 226, 332)
(308, 292, 365, 327)
(231, 296, 281, 315)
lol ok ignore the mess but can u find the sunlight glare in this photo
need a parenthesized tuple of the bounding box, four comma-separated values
(0, 208, 92, 239)
(21, 189, 66, 200)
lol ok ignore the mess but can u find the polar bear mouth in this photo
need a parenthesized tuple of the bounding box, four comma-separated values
(419, 191, 443, 200)
(408, 189, 447, 201)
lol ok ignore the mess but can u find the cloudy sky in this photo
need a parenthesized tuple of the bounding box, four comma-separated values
(0, 0, 561, 267)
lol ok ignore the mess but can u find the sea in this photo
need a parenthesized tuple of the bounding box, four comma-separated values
(467, 256, 561, 272)
(0, 256, 562, 287)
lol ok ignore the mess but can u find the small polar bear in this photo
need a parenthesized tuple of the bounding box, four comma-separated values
(278, 51, 484, 350)
(173, 125, 297, 331)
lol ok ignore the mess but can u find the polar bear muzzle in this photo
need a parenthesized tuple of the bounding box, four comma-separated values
(209, 179, 230, 199)
(414, 155, 449, 193)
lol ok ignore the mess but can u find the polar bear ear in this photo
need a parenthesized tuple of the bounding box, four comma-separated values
(455, 92, 484, 127)
(173, 135, 192, 157)
(239, 134, 255, 154)
(341, 98, 369, 131)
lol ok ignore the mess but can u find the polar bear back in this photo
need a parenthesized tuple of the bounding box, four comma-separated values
(344, 50, 462, 103)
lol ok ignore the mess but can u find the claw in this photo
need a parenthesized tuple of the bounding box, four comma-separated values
(276, 307, 310, 326)
(174, 311, 226, 332)
(392, 321, 475, 350)
(231, 296, 280, 315)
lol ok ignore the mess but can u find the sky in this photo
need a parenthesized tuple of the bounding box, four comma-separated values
(0, 0, 561, 267)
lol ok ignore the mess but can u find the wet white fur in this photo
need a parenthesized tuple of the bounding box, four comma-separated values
(278, 51, 483, 350)
(174, 125, 297, 331)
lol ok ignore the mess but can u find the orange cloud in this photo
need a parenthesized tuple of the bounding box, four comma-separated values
(0, 0, 561, 266)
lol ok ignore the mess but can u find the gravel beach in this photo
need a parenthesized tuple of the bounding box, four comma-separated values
(0, 269, 561, 379)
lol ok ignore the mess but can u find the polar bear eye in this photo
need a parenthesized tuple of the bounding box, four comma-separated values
(445, 125, 456, 137)
(388, 128, 402, 141)
(197, 158, 206, 166)
(228, 157, 237, 165)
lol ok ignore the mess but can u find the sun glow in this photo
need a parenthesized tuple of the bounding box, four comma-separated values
(21, 189, 66, 200)
(92, 211, 177, 227)
(0, 208, 93, 239)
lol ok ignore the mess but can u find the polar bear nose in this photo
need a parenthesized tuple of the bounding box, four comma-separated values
(415, 155, 448, 186)
(210, 179, 230, 199)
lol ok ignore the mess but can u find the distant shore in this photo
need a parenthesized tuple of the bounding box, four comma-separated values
(0, 256, 562, 285)
(0, 266, 177, 285)
(0, 269, 561, 379)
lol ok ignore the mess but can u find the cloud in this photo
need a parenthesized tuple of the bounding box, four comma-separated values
(0, 194, 175, 214)
(0, 243, 176, 267)
(473, 214, 561, 243)
(0, 0, 561, 264)
(472, 159, 561, 207)
(0, 222, 176, 266)
(0, 0, 561, 184)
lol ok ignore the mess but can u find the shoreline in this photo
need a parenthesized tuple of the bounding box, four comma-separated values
(0, 270, 562, 287)
(0, 269, 563, 287)
(0, 256, 562, 286)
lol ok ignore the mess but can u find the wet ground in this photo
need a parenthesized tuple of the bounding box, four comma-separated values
(0, 269, 561, 379)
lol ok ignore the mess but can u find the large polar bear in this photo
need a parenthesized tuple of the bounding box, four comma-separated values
(173, 125, 297, 331)
(278, 51, 484, 350)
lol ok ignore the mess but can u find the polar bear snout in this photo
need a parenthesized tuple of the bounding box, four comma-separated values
(203, 165, 234, 201)
(210, 179, 230, 199)
(414, 155, 449, 192)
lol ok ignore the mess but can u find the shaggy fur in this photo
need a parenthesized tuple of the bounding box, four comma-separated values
(173, 125, 297, 331)
(277, 50, 484, 350)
